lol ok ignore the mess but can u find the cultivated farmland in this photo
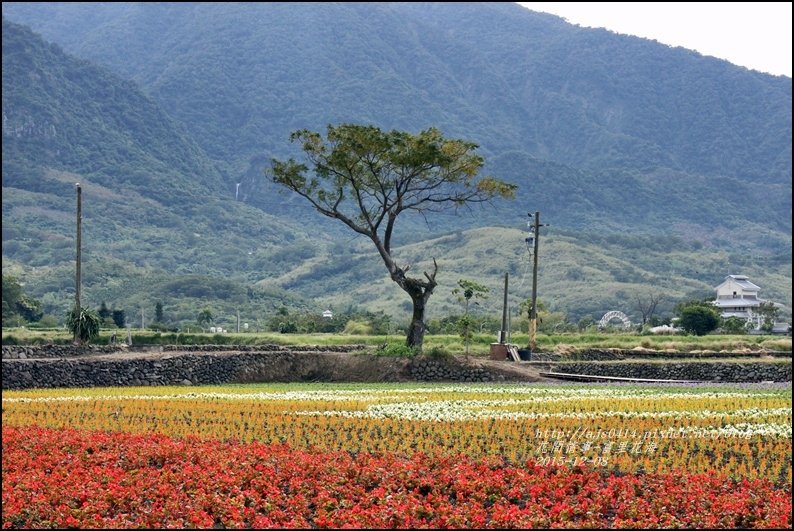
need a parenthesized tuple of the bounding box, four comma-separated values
(2, 382, 791, 528)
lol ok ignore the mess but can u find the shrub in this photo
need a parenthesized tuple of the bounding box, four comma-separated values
(3, 335, 18, 345)
(149, 322, 177, 333)
(374, 343, 417, 357)
(28, 315, 59, 329)
(66, 307, 101, 344)
(424, 345, 451, 359)
(279, 322, 298, 334)
(342, 320, 373, 335)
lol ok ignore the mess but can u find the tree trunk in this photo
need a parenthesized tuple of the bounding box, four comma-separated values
(407, 292, 427, 350)
(401, 274, 435, 351)
(375, 233, 438, 352)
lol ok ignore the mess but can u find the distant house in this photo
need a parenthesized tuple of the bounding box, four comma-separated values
(322, 309, 333, 319)
(712, 275, 782, 330)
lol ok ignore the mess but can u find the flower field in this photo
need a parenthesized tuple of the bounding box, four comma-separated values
(2, 382, 791, 528)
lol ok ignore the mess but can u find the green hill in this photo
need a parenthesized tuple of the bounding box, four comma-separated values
(258, 226, 792, 325)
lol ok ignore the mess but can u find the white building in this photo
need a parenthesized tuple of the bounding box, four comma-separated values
(712, 275, 781, 330)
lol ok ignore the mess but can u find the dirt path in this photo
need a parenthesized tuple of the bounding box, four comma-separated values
(462, 356, 556, 382)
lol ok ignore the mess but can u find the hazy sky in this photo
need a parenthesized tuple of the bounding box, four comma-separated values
(517, 2, 792, 77)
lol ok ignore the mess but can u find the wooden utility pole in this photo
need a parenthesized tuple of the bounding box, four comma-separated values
(74, 183, 82, 344)
(529, 211, 542, 353)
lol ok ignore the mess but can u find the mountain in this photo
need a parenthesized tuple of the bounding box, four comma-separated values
(3, 2, 790, 245)
(2, 17, 317, 325)
(1, 3, 791, 328)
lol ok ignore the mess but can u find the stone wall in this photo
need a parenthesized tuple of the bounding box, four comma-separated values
(410, 358, 504, 382)
(2, 345, 121, 359)
(1, 344, 365, 360)
(551, 360, 792, 382)
(1, 351, 511, 390)
(2, 350, 411, 390)
(527, 349, 791, 362)
(2, 345, 791, 390)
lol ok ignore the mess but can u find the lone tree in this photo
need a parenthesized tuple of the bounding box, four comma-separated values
(676, 299, 721, 336)
(635, 291, 662, 327)
(270, 124, 516, 351)
(452, 279, 489, 356)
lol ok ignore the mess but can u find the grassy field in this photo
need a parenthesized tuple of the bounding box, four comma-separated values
(2, 327, 790, 354)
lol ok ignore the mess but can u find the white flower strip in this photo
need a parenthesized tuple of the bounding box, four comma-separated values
(292, 400, 791, 432)
(3, 387, 786, 404)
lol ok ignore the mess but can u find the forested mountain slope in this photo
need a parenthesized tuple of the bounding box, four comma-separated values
(2, 3, 790, 327)
(2, 18, 315, 323)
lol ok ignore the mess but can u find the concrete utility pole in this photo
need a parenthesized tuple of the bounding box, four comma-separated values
(528, 211, 546, 353)
(74, 183, 82, 344)
(500, 272, 509, 344)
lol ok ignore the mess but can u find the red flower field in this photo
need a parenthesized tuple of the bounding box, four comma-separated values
(2, 425, 791, 529)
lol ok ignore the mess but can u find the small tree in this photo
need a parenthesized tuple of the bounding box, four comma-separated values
(676, 300, 721, 336)
(98, 301, 111, 320)
(452, 279, 489, 355)
(635, 292, 662, 327)
(155, 301, 164, 323)
(520, 298, 547, 319)
(1, 274, 24, 324)
(270, 124, 515, 351)
(111, 309, 126, 328)
(66, 306, 101, 344)
(2, 275, 43, 325)
(197, 307, 214, 330)
(15, 295, 43, 323)
(756, 301, 779, 332)
(721, 316, 749, 334)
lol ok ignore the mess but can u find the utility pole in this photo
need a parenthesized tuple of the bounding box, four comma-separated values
(141, 308, 145, 330)
(499, 272, 508, 344)
(527, 211, 546, 353)
(74, 183, 82, 344)
(236, 310, 240, 333)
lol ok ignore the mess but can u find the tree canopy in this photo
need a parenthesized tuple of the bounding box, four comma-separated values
(676, 299, 721, 336)
(2, 274, 43, 325)
(271, 124, 516, 350)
